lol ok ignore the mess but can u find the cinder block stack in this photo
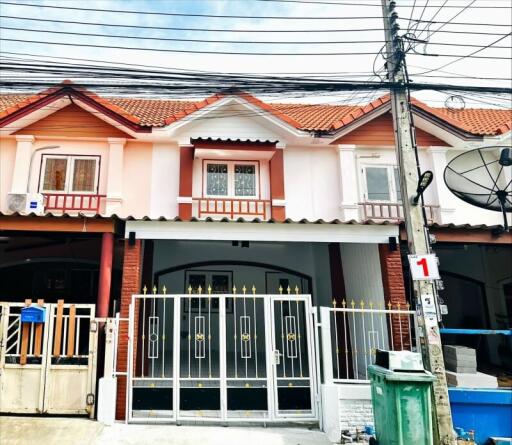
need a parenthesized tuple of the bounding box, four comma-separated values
(443, 345, 477, 374)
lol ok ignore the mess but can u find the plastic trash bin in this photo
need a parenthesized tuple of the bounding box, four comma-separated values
(369, 364, 436, 445)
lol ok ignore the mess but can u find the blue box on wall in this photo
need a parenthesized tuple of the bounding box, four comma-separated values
(20, 306, 46, 324)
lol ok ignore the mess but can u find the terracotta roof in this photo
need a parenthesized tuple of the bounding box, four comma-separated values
(0, 87, 510, 135)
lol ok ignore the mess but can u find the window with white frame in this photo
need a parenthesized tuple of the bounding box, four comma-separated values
(40, 155, 100, 194)
(204, 161, 258, 198)
(362, 165, 402, 202)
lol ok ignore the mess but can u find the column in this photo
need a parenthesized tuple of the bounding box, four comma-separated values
(338, 145, 360, 221)
(96, 232, 114, 319)
(116, 239, 143, 420)
(378, 243, 409, 350)
(427, 147, 456, 224)
(270, 143, 286, 221)
(106, 138, 126, 214)
(11, 135, 35, 193)
(178, 144, 194, 220)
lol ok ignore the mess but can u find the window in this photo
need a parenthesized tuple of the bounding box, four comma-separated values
(363, 166, 402, 202)
(205, 161, 258, 198)
(40, 155, 99, 194)
(184, 270, 233, 312)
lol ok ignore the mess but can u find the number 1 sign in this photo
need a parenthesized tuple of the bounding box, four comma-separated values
(408, 254, 440, 281)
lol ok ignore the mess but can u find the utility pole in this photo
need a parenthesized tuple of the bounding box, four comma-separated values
(380, 2, 456, 445)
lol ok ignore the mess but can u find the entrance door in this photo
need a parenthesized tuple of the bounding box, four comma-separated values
(0, 302, 97, 415)
(270, 295, 316, 418)
(127, 293, 317, 423)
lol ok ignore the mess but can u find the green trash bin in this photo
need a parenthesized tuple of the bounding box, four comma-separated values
(369, 364, 436, 445)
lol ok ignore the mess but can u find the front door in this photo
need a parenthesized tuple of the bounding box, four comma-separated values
(127, 292, 317, 423)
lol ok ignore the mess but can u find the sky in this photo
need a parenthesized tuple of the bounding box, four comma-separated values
(0, 0, 511, 108)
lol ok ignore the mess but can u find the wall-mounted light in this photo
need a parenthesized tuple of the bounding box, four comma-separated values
(499, 147, 511, 167)
(412, 170, 433, 205)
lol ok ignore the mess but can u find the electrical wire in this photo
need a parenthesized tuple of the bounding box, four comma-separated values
(3, 26, 510, 49)
(2, 15, 508, 36)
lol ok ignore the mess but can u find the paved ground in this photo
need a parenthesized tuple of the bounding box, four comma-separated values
(0, 417, 332, 445)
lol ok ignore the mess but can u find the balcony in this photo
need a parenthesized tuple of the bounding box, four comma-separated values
(43, 193, 106, 214)
(358, 202, 440, 224)
(192, 197, 271, 220)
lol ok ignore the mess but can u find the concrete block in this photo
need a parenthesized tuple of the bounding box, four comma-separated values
(444, 345, 476, 359)
(446, 370, 498, 388)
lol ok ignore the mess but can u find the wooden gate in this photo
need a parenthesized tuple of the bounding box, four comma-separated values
(0, 300, 98, 416)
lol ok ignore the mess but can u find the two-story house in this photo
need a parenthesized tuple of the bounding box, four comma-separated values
(0, 82, 510, 430)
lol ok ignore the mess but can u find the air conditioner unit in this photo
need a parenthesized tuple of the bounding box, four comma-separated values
(7, 193, 44, 215)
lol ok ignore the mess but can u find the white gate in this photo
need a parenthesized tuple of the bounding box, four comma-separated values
(127, 290, 318, 423)
(0, 301, 98, 416)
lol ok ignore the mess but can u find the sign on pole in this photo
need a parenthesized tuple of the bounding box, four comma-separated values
(408, 254, 441, 281)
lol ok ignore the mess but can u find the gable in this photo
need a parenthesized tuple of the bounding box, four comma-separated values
(13, 103, 132, 138)
(333, 112, 450, 147)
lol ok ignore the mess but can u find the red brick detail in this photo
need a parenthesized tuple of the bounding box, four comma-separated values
(178, 145, 194, 220)
(270, 149, 285, 221)
(378, 244, 410, 350)
(115, 239, 143, 421)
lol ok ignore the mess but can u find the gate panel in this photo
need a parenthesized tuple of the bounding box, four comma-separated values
(271, 296, 316, 419)
(129, 295, 175, 420)
(44, 303, 97, 415)
(179, 294, 221, 419)
(0, 303, 49, 413)
(225, 294, 269, 419)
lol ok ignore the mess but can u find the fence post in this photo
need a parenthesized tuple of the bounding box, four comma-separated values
(320, 307, 334, 384)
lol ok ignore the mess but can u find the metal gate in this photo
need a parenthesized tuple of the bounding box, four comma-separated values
(127, 290, 318, 423)
(0, 301, 98, 416)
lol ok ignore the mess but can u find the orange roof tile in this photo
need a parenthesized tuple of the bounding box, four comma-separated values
(0, 87, 510, 136)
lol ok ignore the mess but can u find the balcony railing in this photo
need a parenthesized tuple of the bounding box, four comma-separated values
(43, 193, 106, 213)
(359, 202, 439, 223)
(193, 197, 271, 220)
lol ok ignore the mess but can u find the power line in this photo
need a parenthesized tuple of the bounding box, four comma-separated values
(2, 1, 510, 25)
(257, 0, 512, 7)
(0, 1, 386, 20)
(413, 32, 512, 75)
(1, 15, 508, 36)
(3, 37, 511, 58)
(3, 25, 511, 49)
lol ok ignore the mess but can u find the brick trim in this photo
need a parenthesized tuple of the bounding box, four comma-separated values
(378, 243, 410, 350)
(115, 239, 143, 420)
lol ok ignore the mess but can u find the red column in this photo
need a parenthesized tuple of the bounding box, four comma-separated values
(270, 148, 286, 221)
(378, 243, 410, 349)
(96, 232, 114, 319)
(178, 144, 194, 220)
(116, 239, 143, 420)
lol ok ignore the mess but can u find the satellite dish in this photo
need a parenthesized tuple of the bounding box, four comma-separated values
(444, 146, 512, 231)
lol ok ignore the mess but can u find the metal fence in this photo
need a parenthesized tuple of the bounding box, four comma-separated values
(320, 301, 418, 383)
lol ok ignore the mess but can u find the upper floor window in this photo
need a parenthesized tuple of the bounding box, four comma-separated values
(205, 161, 258, 198)
(362, 165, 402, 202)
(40, 155, 99, 194)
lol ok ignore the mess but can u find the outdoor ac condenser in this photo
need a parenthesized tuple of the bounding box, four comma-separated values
(7, 193, 44, 215)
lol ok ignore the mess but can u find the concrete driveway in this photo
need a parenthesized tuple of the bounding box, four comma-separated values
(0, 417, 332, 445)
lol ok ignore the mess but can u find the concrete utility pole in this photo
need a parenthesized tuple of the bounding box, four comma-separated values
(380, 2, 456, 444)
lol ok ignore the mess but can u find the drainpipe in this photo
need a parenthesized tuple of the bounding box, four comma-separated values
(97, 232, 114, 318)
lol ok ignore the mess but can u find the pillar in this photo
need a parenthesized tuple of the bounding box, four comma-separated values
(115, 239, 143, 420)
(11, 135, 35, 193)
(106, 138, 125, 214)
(270, 143, 286, 221)
(338, 145, 360, 221)
(427, 147, 456, 224)
(378, 243, 410, 349)
(97, 232, 114, 319)
(178, 144, 194, 220)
